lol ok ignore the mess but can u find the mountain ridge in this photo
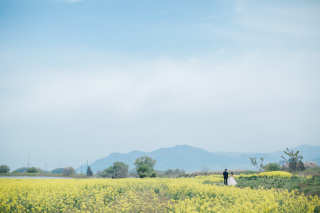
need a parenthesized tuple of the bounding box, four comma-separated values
(77, 144, 320, 173)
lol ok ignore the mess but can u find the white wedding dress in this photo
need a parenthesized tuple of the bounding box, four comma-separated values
(227, 175, 237, 186)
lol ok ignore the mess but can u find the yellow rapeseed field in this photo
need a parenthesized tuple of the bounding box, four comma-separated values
(239, 171, 293, 178)
(0, 175, 319, 212)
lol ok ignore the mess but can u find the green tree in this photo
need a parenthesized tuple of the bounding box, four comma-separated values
(86, 166, 93, 176)
(134, 156, 156, 168)
(264, 163, 281, 171)
(62, 167, 75, 176)
(134, 156, 156, 178)
(26, 167, 38, 173)
(101, 167, 114, 178)
(297, 160, 306, 171)
(288, 158, 298, 171)
(113, 162, 128, 178)
(136, 164, 151, 178)
(281, 147, 303, 171)
(0, 165, 10, 173)
(101, 162, 128, 179)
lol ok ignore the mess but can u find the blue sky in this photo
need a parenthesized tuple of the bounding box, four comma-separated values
(1, 0, 320, 171)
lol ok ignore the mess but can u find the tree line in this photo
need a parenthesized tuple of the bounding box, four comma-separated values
(250, 147, 318, 172)
(0, 165, 77, 177)
(98, 156, 157, 179)
(0, 156, 160, 179)
(1, 148, 318, 177)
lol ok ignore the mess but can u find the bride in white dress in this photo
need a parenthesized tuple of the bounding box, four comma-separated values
(227, 172, 237, 186)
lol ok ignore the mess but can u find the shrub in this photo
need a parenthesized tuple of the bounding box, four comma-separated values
(150, 172, 157, 178)
(26, 167, 38, 173)
(265, 163, 281, 171)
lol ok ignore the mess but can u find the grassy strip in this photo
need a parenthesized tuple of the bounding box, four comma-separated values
(236, 176, 320, 197)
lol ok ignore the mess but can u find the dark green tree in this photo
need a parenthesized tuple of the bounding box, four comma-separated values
(134, 156, 156, 168)
(86, 166, 93, 176)
(281, 147, 303, 171)
(297, 160, 306, 171)
(101, 162, 128, 179)
(150, 172, 157, 178)
(0, 165, 10, 173)
(288, 158, 298, 171)
(136, 164, 151, 178)
(134, 156, 156, 178)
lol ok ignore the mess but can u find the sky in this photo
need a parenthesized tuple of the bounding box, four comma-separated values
(1, 0, 320, 171)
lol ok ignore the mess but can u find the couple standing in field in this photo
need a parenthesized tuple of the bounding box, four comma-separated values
(223, 169, 237, 186)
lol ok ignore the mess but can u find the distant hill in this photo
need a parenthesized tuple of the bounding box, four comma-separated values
(50, 168, 64, 174)
(77, 144, 320, 173)
(12, 167, 28, 173)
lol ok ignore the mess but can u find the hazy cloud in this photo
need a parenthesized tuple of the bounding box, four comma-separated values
(233, 1, 320, 38)
(1, 50, 318, 121)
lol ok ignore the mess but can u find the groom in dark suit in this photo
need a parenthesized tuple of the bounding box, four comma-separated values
(223, 169, 228, 185)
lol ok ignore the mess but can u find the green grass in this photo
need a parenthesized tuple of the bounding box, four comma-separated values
(236, 175, 320, 197)
(201, 170, 320, 197)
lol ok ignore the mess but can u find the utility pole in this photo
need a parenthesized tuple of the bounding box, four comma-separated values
(27, 155, 30, 168)
(45, 164, 47, 173)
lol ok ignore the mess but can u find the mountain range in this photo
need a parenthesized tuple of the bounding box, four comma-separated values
(77, 144, 320, 173)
